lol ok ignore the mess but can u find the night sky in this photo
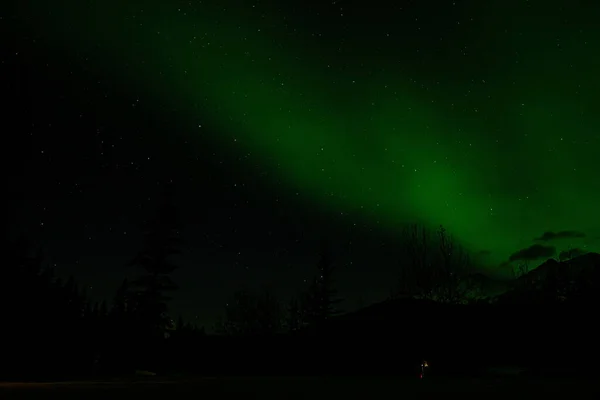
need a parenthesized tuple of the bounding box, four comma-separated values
(4, 0, 600, 329)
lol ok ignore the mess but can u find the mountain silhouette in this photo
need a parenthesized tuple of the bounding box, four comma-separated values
(500, 252, 600, 304)
(518, 251, 599, 284)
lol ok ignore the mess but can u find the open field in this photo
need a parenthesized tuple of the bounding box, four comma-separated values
(0, 375, 598, 399)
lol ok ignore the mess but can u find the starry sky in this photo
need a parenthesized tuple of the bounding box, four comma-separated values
(4, 0, 600, 327)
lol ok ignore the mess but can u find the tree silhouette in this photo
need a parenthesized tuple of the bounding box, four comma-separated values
(303, 242, 343, 328)
(128, 183, 182, 338)
(220, 289, 259, 336)
(104, 278, 138, 374)
(435, 225, 472, 303)
(176, 315, 186, 332)
(393, 224, 430, 299)
(99, 300, 108, 318)
(393, 224, 474, 303)
(111, 278, 135, 318)
(286, 296, 302, 332)
(0, 237, 105, 379)
(255, 286, 282, 334)
(219, 287, 282, 336)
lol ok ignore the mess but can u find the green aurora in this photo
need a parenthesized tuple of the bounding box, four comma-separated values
(21, 0, 600, 272)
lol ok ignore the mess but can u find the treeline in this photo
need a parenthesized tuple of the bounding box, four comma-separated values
(0, 186, 202, 380)
(3, 182, 600, 380)
(216, 242, 343, 336)
(214, 225, 487, 338)
(0, 236, 204, 380)
(0, 228, 345, 380)
(0, 184, 349, 380)
(0, 219, 487, 380)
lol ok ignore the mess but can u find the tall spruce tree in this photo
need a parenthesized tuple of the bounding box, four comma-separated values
(129, 183, 182, 337)
(304, 241, 343, 328)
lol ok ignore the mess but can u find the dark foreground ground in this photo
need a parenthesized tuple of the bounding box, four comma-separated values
(0, 375, 599, 399)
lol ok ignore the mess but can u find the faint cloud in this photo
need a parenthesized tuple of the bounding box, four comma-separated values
(534, 230, 585, 242)
(508, 244, 556, 263)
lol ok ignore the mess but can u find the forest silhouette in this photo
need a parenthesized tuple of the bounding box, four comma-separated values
(2, 189, 599, 381)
